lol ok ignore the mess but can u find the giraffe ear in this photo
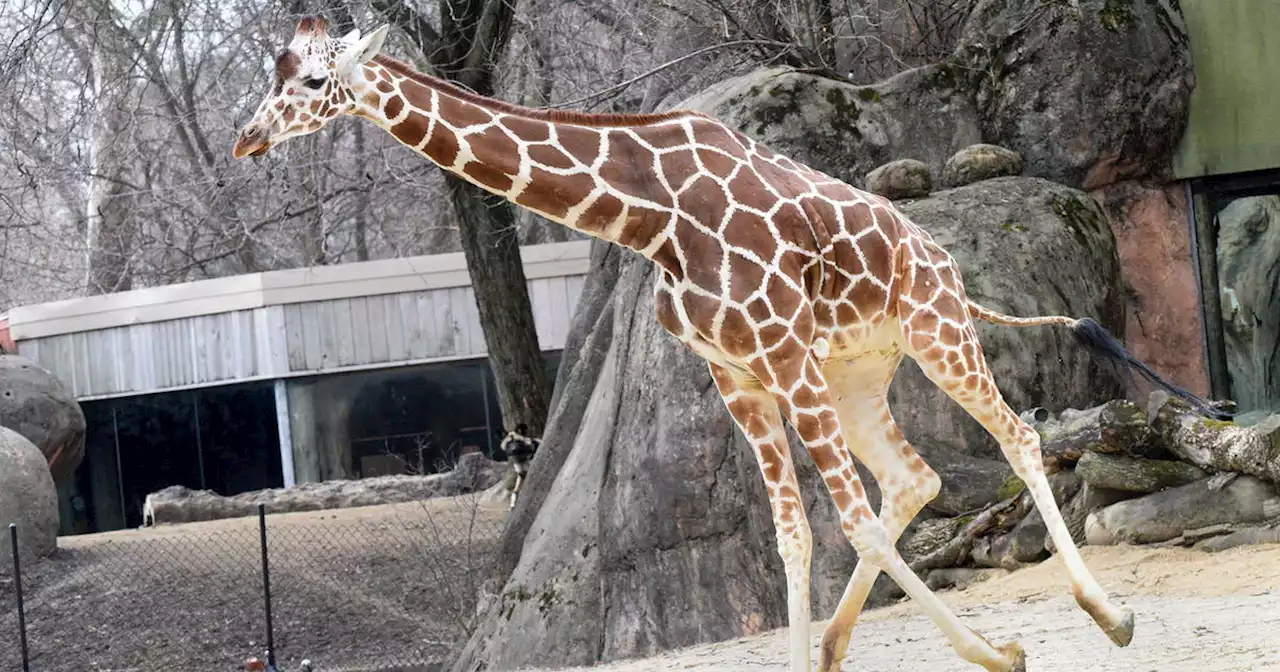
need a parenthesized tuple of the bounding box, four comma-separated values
(337, 24, 389, 76)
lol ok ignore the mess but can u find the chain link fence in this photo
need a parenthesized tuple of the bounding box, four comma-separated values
(1, 495, 507, 671)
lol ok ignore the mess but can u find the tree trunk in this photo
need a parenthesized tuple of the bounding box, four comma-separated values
(352, 111, 370, 261)
(444, 176, 551, 434)
(1034, 399, 1155, 470)
(1152, 393, 1280, 483)
(377, 0, 551, 436)
(81, 4, 137, 295)
(1075, 451, 1207, 493)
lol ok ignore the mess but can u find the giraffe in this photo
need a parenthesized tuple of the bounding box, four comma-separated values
(233, 17, 1229, 672)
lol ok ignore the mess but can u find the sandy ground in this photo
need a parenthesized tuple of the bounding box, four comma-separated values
(553, 544, 1280, 672)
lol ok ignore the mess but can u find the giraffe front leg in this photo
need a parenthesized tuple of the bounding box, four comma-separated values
(771, 354, 1024, 672)
(709, 362, 813, 672)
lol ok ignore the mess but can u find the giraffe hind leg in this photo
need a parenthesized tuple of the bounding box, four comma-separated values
(818, 353, 943, 672)
(900, 302, 1135, 648)
(761, 351, 1023, 672)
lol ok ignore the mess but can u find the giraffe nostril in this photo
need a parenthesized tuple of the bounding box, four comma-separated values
(244, 126, 260, 138)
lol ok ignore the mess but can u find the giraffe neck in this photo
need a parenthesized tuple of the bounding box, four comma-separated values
(349, 54, 696, 262)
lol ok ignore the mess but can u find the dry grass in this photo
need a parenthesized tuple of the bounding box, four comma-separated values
(0, 496, 509, 672)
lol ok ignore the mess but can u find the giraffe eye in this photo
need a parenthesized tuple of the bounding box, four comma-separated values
(303, 77, 326, 90)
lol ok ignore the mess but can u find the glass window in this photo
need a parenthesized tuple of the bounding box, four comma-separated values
(1204, 189, 1280, 419)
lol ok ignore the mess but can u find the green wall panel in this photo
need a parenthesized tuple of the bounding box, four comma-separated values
(1175, 0, 1280, 179)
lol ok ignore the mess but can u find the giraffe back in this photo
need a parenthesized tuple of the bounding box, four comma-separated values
(638, 114, 935, 368)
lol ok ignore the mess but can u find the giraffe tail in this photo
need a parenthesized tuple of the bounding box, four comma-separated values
(966, 299, 1233, 421)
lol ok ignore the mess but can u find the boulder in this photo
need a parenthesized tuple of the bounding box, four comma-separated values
(865, 159, 932, 200)
(449, 255, 802, 672)
(1215, 195, 1280, 412)
(678, 65, 982, 188)
(973, 508, 1049, 569)
(1084, 475, 1280, 546)
(0, 355, 86, 485)
(0, 425, 59, 563)
(942, 144, 1023, 187)
(142, 452, 505, 526)
(925, 567, 1008, 592)
(954, 0, 1194, 189)
(891, 177, 1126, 461)
(924, 445, 1013, 515)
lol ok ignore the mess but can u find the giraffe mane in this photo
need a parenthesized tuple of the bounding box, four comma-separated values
(370, 54, 703, 128)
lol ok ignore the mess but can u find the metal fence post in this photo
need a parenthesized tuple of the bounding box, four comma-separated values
(9, 524, 30, 672)
(257, 505, 276, 669)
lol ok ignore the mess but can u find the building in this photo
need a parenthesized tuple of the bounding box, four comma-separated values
(8, 241, 590, 533)
(1171, 0, 1280, 416)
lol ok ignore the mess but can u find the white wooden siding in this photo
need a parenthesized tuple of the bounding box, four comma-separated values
(18, 274, 586, 400)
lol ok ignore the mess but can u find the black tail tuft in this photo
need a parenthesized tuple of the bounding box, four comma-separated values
(1069, 318, 1233, 421)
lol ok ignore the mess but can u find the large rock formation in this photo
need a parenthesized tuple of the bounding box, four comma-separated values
(0, 425, 59, 563)
(451, 176, 1124, 672)
(955, 0, 1194, 189)
(953, 0, 1206, 396)
(0, 355, 86, 485)
(679, 64, 982, 188)
(142, 452, 505, 526)
(891, 177, 1124, 461)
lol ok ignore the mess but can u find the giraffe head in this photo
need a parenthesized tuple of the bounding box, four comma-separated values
(232, 16, 388, 159)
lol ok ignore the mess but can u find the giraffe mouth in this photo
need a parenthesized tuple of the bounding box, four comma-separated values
(232, 133, 272, 159)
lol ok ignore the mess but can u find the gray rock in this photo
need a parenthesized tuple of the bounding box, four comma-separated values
(0, 425, 59, 563)
(142, 452, 505, 526)
(1052, 482, 1134, 553)
(1085, 475, 1280, 546)
(451, 254, 798, 671)
(865, 159, 933, 200)
(954, 0, 1194, 189)
(925, 445, 1013, 516)
(942, 144, 1023, 187)
(1195, 525, 1280, 553)
(976, 508, 1049, 569)
(891, 177, 1126, 461)
(0, 355, 86, 485)
(925, 567, 1009, 592)
(1215, 195, 1280, 413)
(678, 65, 982, 188)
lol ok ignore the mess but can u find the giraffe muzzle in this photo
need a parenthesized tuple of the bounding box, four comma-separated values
(232, 126, 271, 159)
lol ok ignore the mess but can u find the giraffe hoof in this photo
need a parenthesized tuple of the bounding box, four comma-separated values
(997, 642, 1026, 672)
(1105, 606, 1135, 647)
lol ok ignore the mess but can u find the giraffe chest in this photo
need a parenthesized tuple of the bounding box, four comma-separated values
(650, 273, 754, 371)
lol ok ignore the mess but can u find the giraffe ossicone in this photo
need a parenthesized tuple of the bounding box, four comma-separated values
(235, 16, 1228, 672)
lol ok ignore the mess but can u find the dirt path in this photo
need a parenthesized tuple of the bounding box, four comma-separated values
(552, 544, 1280, 671)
